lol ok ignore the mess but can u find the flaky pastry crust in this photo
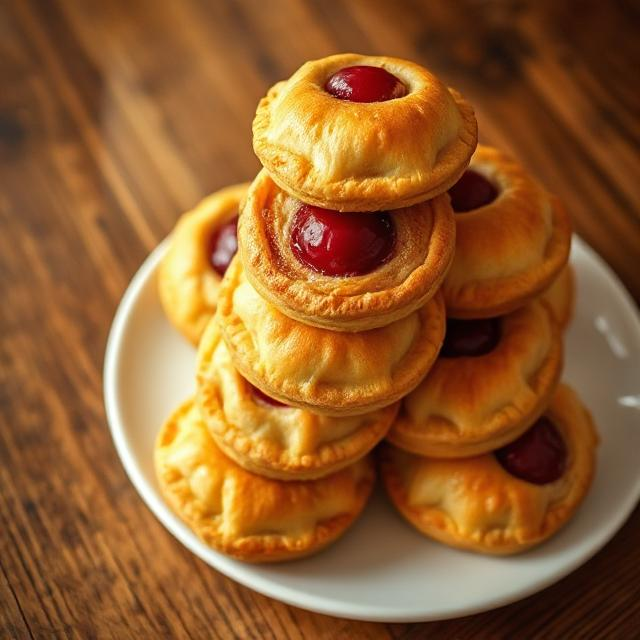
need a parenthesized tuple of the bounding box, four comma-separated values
(158, 183, 249, 344)
(155, 398, 375, 562)
(540, 264, 575, 330)
(387, 300, 563, 458)
(443, 146, 572, 318)
(380, 384, 598, 555)
(214, 256, 446, 416)
(196, 328, 398, 480)
(239, 170, 455, 331)
(253, 53, 477, 211)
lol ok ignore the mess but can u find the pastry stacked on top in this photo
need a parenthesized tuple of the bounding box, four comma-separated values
(381, 145, 598, 554)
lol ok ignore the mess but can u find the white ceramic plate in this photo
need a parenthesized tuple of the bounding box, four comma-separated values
(104, 236, 640, 623)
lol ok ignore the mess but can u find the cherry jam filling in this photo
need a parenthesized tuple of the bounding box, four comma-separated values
(208, 215, 238, 276)
(495, 417, 567, 485)
(248, 382, 288, 408)
(290, 204, 396, 277)
(440, 318, 501, 358)
(448, 169, 498, 213)
(325, 65, 406, 103)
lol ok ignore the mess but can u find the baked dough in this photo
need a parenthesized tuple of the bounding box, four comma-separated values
(158, 183, 249, 344)
(380, 384, 598, 555)
(386, 300, 563, 458)
(155, 398, 375, 562)
(253, 53, 477, 211)
(540, 264, 575, 330)
(239, 170, 455, 331)
(196, 327, 398, 479)
(443, 146, 572, 318)
(213, 256, 446, 416)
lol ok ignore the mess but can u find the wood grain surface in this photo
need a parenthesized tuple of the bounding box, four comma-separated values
(1, 0, 639, 638)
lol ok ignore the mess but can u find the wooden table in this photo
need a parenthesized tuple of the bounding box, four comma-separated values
(2, 1, 638, 637)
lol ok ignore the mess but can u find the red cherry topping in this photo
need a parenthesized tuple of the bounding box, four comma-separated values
(495, 417, 567, 485)
(208, 216, 238, 276)
(290, 204, 395, 277)
(248, 382, 288, 408)
(448, 169, 498, 213)
(325, 66, 407, 103)
(440, 318, 501, 358)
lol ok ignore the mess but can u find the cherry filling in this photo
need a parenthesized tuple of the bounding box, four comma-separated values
(325, 65, 407, 103)
(440, 318, 501, 358)
(495, 417, 567, 485)
(448, 169, 498, 213)
(248, 382, 288, 408)
(290, 204, 396, 277)
(208, 216, 238, 276)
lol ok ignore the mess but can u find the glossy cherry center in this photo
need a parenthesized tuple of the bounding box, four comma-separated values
(248, 382, 288, 408)
(290, 204, 395, 277)
(448, 169, 498, 213)
(208, 216, 238, 276)
(325, 65, 407, 103)
(440, 317, 501, 358)
(495, 417, 567, 485)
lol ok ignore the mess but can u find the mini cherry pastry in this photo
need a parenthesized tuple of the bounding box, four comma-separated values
(386, 300, 562, 458)
(196, 323, 398, 480)
(325, 65, 407, 102)
(158, 183, 249, 344)
(155, 398, 376, 562)
(442, 145, 572, 319)
(253, 53, 477, 211)
(214, 255, 446, 416)
(239, 170, 454, 331)
(380, 384, 598, 555)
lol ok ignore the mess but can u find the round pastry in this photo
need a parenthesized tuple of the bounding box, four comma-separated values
(155, 398, 375, 562)
(158, 183, 249, 344)
(214, 256, 446, 416)
(196, 326, 398, 480)
(540, 264, 575, 330)
(380, 384, 598, 555)
(386, 300, 563, 458)
(239, 170, 455, 331)
(253, 53, 477, 211)
(442, 145, 572, 318)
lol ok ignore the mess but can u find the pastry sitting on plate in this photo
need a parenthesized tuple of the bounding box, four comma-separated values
(380, 384, 598, 555)
(386, 300, 562, 458)
(196, 321, 398, 480)
(155, 399, 375, 562)
(442, 145, 572, 319)
(158, 183, 248, 344)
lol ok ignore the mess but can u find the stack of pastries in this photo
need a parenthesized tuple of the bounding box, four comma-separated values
(156, 54, 598, 561)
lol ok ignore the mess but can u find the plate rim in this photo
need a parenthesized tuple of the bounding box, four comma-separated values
(103, 235, 640, 623)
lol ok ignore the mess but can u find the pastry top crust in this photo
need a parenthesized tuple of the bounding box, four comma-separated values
(540, 264, 575, 330)
(158, 183, 249, 344)
(215, 256, 446, 416)
(253, 53, 477, 211)
(155, 398, 375, 562)
(387, 300, 563, 458)
(196, 328, 398, 479)
(239, 170, 455, 331)
(443, 145, 572, 318)
(381, 384, 598, 555)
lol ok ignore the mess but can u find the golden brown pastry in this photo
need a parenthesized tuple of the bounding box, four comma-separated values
(239, 170, 455, 331)
(213, 256, 446, 416)
(196, 326, 398, 479)
(442, 145, 572, 318)
(253, 53, 477, 211)
(155, 398, 375, 562)
(540, 264, 575, 330)
(380, 384, 598, 555)
(158, 183, 249, 344)
(386, 300, 563, 458)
